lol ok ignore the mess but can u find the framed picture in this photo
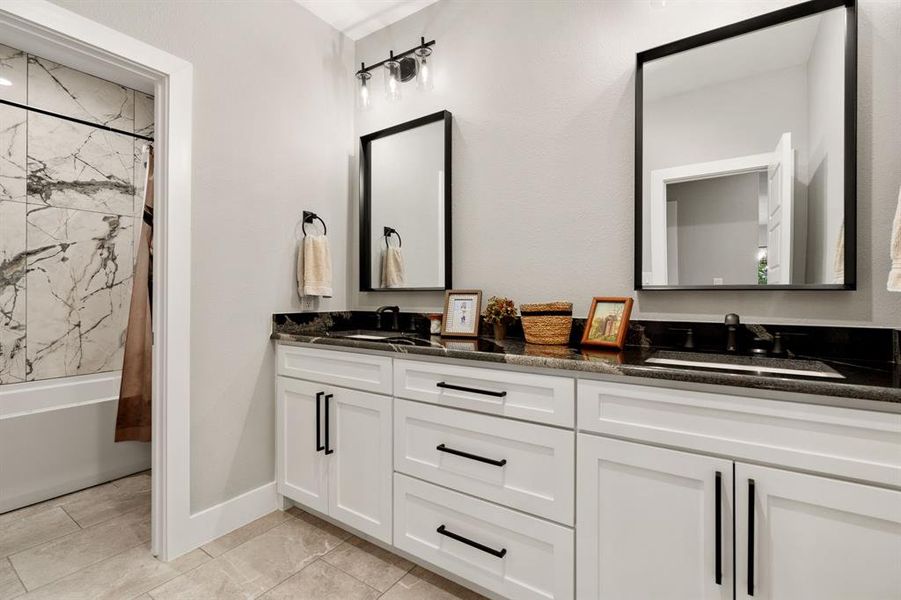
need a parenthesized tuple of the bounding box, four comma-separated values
(581, 297, 634, 349)
(441, 290, 482, 337)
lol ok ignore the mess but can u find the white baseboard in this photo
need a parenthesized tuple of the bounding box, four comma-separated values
(182, 481, 279, 553)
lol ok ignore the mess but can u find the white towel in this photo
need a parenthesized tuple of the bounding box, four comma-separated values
(297, 235, 332, 297)
(381, 246, 405, 288)
(832, 222, 844, 284)
(889, 186, 901, 292)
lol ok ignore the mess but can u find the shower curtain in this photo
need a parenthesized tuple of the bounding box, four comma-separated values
(116, 145, 153, 443)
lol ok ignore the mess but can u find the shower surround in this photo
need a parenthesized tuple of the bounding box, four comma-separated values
(0, 44, 153, 383)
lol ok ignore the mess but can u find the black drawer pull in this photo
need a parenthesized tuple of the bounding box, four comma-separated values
(436, 381, 507, 398)
(324, 394, 334, 455)
(437, 444, 507, 467)
(436, 525, 507, 558)
(715, 471, 722, 585)
(748, 478, 756, 596)
(315, 392, 325, 452)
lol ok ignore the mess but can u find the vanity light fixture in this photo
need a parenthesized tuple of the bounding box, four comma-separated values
(414, 43, 434, 91)
(384, 51, 402, 102)
(355, 67, 372, 110)
(0, 77, 12, 87)
(354, 37, 436, 107)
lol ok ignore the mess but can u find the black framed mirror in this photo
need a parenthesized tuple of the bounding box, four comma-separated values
(635, 0, 856, 290)
(360, 110, 452, 292)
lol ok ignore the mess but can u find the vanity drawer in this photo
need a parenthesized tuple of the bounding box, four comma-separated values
(578, 379, 901, 487)
(394, 359, 574, 427)
(393, 474, 574, 600)
(276, 345, 392, 394)
(394, 400, 574, 524)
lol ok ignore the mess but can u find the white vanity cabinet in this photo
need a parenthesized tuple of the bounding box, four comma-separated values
(577, 435, 733, 600)
(276, 377, 329, 513)
(276, 344, 901, 600)
(735, 463, 901, 600)
(576, 379, 901, 600)
(276, 347, 393, 543)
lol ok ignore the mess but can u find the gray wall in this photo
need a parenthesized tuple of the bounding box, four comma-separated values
(668, 173, 761, 286)
(806, 8, 847, 283)
(353, 0, 901, 326)
(52, 0, 356, 512)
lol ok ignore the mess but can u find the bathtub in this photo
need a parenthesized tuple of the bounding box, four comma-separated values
(0, 372, 151, 513)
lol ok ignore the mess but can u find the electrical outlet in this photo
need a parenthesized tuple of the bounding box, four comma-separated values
(301, 296, 317, 311)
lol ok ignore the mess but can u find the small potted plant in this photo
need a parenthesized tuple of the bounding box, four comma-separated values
(484, 296, 517, 341)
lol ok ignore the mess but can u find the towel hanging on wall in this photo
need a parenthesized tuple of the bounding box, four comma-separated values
(297, 232, 333, 298)
(116, 145, 153, 443)
(381, 246, 406, 288)
(889, 186, 901, 292)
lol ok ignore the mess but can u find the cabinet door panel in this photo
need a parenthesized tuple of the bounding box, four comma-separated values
(328, 389, 393, 543)
(577, 435, 733, 600)
(736, 463, 901, 600)
(277, 377, 328, 513)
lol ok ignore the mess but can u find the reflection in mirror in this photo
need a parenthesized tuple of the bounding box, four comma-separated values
(361, 111, 452, 291)
(638, 2, 854, 289)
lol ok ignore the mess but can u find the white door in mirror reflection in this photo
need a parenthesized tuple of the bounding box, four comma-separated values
(766, 132, 794, 284)
(648, 132, 795, 287)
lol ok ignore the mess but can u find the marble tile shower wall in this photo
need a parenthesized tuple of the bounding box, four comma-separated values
(0, 43, 153, 384)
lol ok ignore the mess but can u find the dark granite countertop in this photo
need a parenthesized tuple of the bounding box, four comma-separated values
(271, 312, 901, 408)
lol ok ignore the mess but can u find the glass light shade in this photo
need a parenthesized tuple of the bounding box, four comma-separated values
(384, 59, 402, 101)
(356, 70, 372, 110)
(414, 46, 434, 91)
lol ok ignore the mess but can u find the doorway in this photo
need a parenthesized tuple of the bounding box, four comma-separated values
(0, 0, 193, 561)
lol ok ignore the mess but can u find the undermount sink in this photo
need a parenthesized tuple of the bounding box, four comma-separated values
(644, 351, 845, 380)
(328, 330, 433, 346)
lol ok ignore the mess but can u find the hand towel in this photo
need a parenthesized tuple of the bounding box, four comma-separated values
(832, 221, 845, 284)
(889, 186, 901, 292)
(381, 246, 405, 288)
(297, 234, 332, 297)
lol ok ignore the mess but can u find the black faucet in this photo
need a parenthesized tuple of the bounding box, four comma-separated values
(375, 306, 400, 331)
(725, 313, 740, 353)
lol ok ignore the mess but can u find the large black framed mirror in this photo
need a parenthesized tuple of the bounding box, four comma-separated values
(360, 110, 452, 292)
(635, 0, 856, 291)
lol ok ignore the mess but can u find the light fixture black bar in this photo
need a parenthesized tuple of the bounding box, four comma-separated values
(357, 38, 436, 75)
(0, 97, 154, 142)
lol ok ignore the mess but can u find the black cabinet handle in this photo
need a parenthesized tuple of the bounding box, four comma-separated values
(315, 392, 325, 452)
(437, 444, 507, 467)
(436, 381, 507, 398)
(436, 525, 507, 558)
(715, 471, 722, 585)
(324, 394, 334, 455)
(748, 478, 756, 596)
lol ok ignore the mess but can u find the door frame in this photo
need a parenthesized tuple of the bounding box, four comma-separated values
(0, 1, 193, 560)
(646, 152, 771, 285)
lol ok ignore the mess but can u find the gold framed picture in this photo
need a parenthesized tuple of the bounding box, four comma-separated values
(581, 297, 633, 349)
(441, 290, 482, 338)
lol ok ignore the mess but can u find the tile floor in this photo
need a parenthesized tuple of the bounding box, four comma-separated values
(0, 472, 487, 599)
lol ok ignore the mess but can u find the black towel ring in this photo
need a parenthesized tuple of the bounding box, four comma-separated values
(302, 211, 327, 236)
(384, 226, 402, 248)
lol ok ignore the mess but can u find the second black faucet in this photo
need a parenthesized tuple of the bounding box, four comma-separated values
(376, 305, 400, 331)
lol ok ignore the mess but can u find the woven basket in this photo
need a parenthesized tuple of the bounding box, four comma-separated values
(520, 302, 573, 345)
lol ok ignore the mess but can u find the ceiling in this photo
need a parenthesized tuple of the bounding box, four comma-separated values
(644, 8, 842, 102)
(296, 0, 439, 40)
